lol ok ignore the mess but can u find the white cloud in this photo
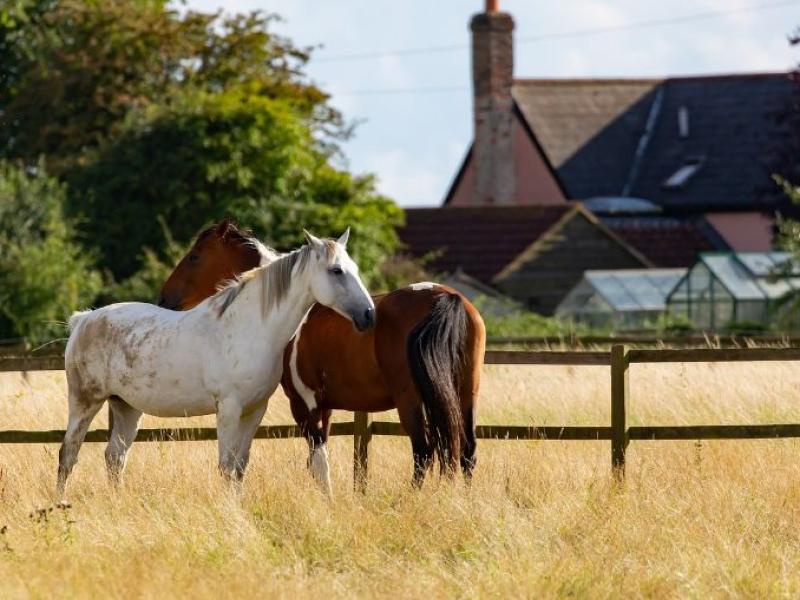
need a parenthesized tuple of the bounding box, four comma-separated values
(363, 149, 449, 207)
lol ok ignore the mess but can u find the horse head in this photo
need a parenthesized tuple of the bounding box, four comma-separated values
(304, 229, 375, 332)
(157, 220, 263, 310)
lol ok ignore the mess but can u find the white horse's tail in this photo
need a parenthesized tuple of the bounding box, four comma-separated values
(67, 310, 92, 334)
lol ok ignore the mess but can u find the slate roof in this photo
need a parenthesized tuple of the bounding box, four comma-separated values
(511, 73, 793, 211)
(602, 216, 729, 268)
(399, 205, 572, 284)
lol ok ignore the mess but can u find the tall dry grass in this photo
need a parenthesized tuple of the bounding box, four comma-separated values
(1, 360, 800, 598)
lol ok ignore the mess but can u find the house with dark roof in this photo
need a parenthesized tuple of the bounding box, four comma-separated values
(399, 0, 794, 314)
(402, 204, 650, 314)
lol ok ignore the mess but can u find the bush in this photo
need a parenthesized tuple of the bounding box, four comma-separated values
(0, 162, 102, 343)
(68, 88, 402, 287)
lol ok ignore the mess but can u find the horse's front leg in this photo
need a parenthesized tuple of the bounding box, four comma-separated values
(216, 398, 245, 481)
(307, 409, 333, 497)
(232, 401, 269, 481)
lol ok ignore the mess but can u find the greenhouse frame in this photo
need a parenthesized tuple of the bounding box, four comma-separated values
(556, 269, 686, 329)
(666, 252, 800, 330)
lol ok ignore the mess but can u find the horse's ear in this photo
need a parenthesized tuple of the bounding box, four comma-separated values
(303, 229, 323, 250)
(216, 219, 233, 239)
(337, 227, 350, 248)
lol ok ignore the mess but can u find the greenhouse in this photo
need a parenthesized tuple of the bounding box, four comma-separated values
(556, 269, 686, 329)
(666, 252, 800, 330)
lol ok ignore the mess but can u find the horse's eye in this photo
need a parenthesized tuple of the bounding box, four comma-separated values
(330, 267, 343, 275)
(188, 254, 200, 264)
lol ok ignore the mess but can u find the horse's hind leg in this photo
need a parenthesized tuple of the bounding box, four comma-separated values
(459, 317, 484, 482)
(396, 399, 432, 488)
(460, 408, 477, 481)
(105, 397, 142, 486)
(57, 391, 105, 495)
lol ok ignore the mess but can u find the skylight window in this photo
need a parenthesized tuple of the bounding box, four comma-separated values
(663, 156, 705, 190)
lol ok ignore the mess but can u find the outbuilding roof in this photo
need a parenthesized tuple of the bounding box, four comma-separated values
(583, 269, 686, 311)
(400, 205, 572, 283)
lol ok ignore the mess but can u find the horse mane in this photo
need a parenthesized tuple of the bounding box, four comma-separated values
(247, 238, 282, 266)
(197, 220, 281, 267)
(213, 244, 317, 319)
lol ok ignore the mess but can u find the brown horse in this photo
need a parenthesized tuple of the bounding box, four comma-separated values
(159, 222, 486, 493)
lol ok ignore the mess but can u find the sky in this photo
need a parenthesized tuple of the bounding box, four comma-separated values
(185, 0, 800, 207)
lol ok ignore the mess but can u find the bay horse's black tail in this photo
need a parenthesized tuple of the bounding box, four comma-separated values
(406, 292, 467, 475)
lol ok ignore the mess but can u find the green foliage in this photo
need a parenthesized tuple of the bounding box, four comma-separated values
(108, 218, 189, 304)
(0, 0, 402, 306)
(653, 313, 694, 333)
(772, 176, 800, 328)
(68, 87, 402, 285)
(479, 305, 585, 338)
(1, 1, 345, 172)
(0, 162, 102, 342)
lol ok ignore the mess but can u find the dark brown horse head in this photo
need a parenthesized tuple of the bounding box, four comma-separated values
(158, 220, 265, 310)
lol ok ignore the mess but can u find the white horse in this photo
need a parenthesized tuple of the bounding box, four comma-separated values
(58, 229, 375, 493)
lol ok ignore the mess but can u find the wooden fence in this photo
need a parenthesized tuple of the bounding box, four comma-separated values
(487, 332, 800, 347)
(3, 346, 800, 485)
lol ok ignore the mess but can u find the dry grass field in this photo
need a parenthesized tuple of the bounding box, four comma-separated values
(2, 359, 800, 598)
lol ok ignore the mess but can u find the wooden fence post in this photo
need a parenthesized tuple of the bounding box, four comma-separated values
(610, 344, 630, 478)
(353, 411, 371, 492)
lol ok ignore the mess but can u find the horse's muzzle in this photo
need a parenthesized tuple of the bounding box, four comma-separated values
(353, 307, 376, 332)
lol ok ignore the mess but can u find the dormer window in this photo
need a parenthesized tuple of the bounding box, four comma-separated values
(663, 155, 705, 190)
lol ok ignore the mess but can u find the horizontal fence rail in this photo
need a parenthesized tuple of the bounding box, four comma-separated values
(487, 332, 800, 347)
(3, 345, 800, 484)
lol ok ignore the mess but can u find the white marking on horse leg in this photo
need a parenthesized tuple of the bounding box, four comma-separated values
(409, 281, 436, 291)
(289, 327, 317, 411)
(309, 444, 332, 497)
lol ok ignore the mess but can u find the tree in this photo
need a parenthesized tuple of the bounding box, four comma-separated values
(1, 1, 404, 299)
(0, 161, 102, 342)
(0, 1, 347, 173)
(67, 86, 402, 284)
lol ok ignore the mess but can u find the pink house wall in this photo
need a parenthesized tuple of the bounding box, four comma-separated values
(705, 212, 774, 252)
(448, 113, 566, 206)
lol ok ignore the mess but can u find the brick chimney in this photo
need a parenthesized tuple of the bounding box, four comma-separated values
(470, 0, 515, 205)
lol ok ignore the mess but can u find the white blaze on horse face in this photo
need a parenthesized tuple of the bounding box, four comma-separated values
(409, 282, 436, 291)
(289, 325, 317, 411)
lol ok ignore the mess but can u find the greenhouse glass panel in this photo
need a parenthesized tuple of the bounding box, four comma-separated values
(688, 263, 712, 301)
(712, 300, 734, 327)
(669, 277, 690, 301)
(587, 273, 639, 310)
(702, 255, 764, 300)
(711, 279, 732, 302)
(618, 276, 662, 310)
(736, 300, 767, 324)
(692, 300, 713, 330)
(736, 252, 796, 276)
(754, 277, 792, 300)
(736, 253, 778, 276)
(650, 271, 686, 296)
(668, 302, 689, 319)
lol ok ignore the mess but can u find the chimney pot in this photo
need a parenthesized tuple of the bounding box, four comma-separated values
(486, 0, 499, 12)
